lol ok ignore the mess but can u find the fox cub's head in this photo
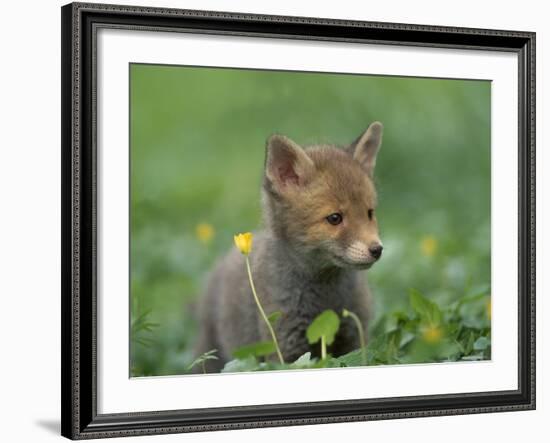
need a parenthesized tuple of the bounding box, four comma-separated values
(263, 122, 384, 270)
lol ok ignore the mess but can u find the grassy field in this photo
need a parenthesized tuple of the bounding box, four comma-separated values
(130, 64, 491, 376)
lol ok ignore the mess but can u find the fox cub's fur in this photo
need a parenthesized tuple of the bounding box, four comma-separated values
(195, 122, 384, 371)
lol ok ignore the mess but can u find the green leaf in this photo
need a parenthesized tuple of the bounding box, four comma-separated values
(293, 352, 313, 366)
(464, 284, 491, 300)
(399, 331, 416, 349)
(334, 349, 364, 367)
(335, 346, 380, 367)
(186, 349, 219, 371)
(135, 337, 154, 347)
(459, 291, 490, 308)
(464, 330, 476, 354)
(267, 311, 282, 328)
(409, 289, 442, 326)
(409, 289, 431, 317)
(324, 358, 347, 368)
(306, 310, 340, 346)
(131, 309, 158, 333)
(473, 336, 490, 351)
(130, 309, 159, 350)
(132, 309, 152, 327)
(221, 356, 259, 373)
(232, 341, 276, 359)
(393, 310, 412, 324)
(141, 322, 160, 332)
(256, 361, 289, 371)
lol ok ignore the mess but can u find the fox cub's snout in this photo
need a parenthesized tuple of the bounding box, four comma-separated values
(195, 122, 384, 370)
(263, 121, 384, 271)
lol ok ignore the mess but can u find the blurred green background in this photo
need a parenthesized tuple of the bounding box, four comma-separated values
(130, 64, 491, 376)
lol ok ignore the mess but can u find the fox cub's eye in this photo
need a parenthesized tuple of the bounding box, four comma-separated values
(326, 213, 343, 226)
(368, 209, 374, 220)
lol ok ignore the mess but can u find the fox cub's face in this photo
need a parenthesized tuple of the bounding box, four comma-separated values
(263, 122, 384, 270)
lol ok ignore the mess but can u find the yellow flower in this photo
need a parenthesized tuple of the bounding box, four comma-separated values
(234, 232, 253, 255)
(422, 325, 442, 343)
(486, 297, 491, 320)
(196, 223, 215, 243)
(420, 235, 438, 257)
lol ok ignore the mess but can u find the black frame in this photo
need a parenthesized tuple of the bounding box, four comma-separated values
(61, 2, 536, 439)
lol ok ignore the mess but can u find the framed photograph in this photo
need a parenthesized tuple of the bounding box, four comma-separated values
(61, 2, 536, 439)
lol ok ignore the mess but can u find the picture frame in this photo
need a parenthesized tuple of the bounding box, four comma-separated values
(61, 2, 536, 439)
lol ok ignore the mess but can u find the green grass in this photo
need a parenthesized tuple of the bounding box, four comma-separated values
(217, 288, 490, 373)
(129, 64, 491, 377)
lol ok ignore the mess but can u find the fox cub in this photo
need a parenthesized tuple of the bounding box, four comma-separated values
(195, 122, 384, 372)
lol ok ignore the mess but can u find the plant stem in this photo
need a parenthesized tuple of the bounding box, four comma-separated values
(321, 335, 327, 360)
(245, 257, 285, 364)
(345, 309, 367, 365)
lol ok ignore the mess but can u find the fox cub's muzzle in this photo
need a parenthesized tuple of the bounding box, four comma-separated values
(343, 239, 383, 268)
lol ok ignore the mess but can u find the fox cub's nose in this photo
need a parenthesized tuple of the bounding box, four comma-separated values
(369, 244, 383, 260)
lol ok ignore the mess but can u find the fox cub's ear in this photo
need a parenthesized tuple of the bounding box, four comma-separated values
(265, 134, 314, 191)
(348, 121, 383, 177)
